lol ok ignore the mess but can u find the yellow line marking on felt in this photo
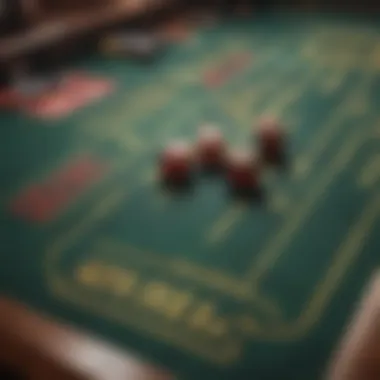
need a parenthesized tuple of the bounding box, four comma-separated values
(46, 188, 128, 267)
(140, 168, 169, 210)
(239, 192, 380, 340)
(269, 193, 291, 215)
(260, 66, 320, 118)
(320, 69, 349, 94)
(246, 127, 368, 286)
(171, 259, 250, 298)
(224, 64, 317, 136)
(117, 130, 143, 151)
(293, 72, 374, 180)
(169, 259, 282, 320)
(141, 167, 157, 184)
(358, 154, 380, 189)
(45, 203, 246, 362)
(370, 43, 380, 68)
(222, 61, 315, 130)
(95, 237, 251, 301)
(83, 64, 197, 151)
(208, 206, 246, 244)
(293, 157, 311, 178)
(168, 69, 199, 84)
(287, 191, 380, 337)
(82, 111, 144, 152)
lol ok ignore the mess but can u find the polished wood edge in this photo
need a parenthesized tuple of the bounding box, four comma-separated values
(326, 271, 380, 380)
(0, 297, 174, 380)
(0, 0, 175, 62)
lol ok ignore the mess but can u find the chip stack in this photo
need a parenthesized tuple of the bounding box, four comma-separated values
(160, 140, 195, 187)
(196, 124, 226, 171)
(225, 149, 260, 196)
(256, 116, 286, 165)
(158, 116, 286, 198)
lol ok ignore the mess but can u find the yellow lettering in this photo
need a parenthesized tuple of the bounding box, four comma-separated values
(74, 262, 139, 297)
(164, 290, 193, 319)
(141, 282, 193, 320)
(75, 261, 103, 287)
(238, 316, 261, 335)
(106, 267, 138, 296)
(75, 261, 228, 335)
(188, 302, 228, 337)
(142, 281, 170, 310)
(207, 319, 228, 337)
(189, 302, 215, 328)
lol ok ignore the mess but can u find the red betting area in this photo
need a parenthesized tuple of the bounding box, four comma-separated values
(10, 155, 109, 223)
(0, 72, 114, 120)
(25, 73, 114, 120)
(202, 52, 252, 89)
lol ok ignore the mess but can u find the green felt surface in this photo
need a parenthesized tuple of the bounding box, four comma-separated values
(1, 14, 380, 380)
